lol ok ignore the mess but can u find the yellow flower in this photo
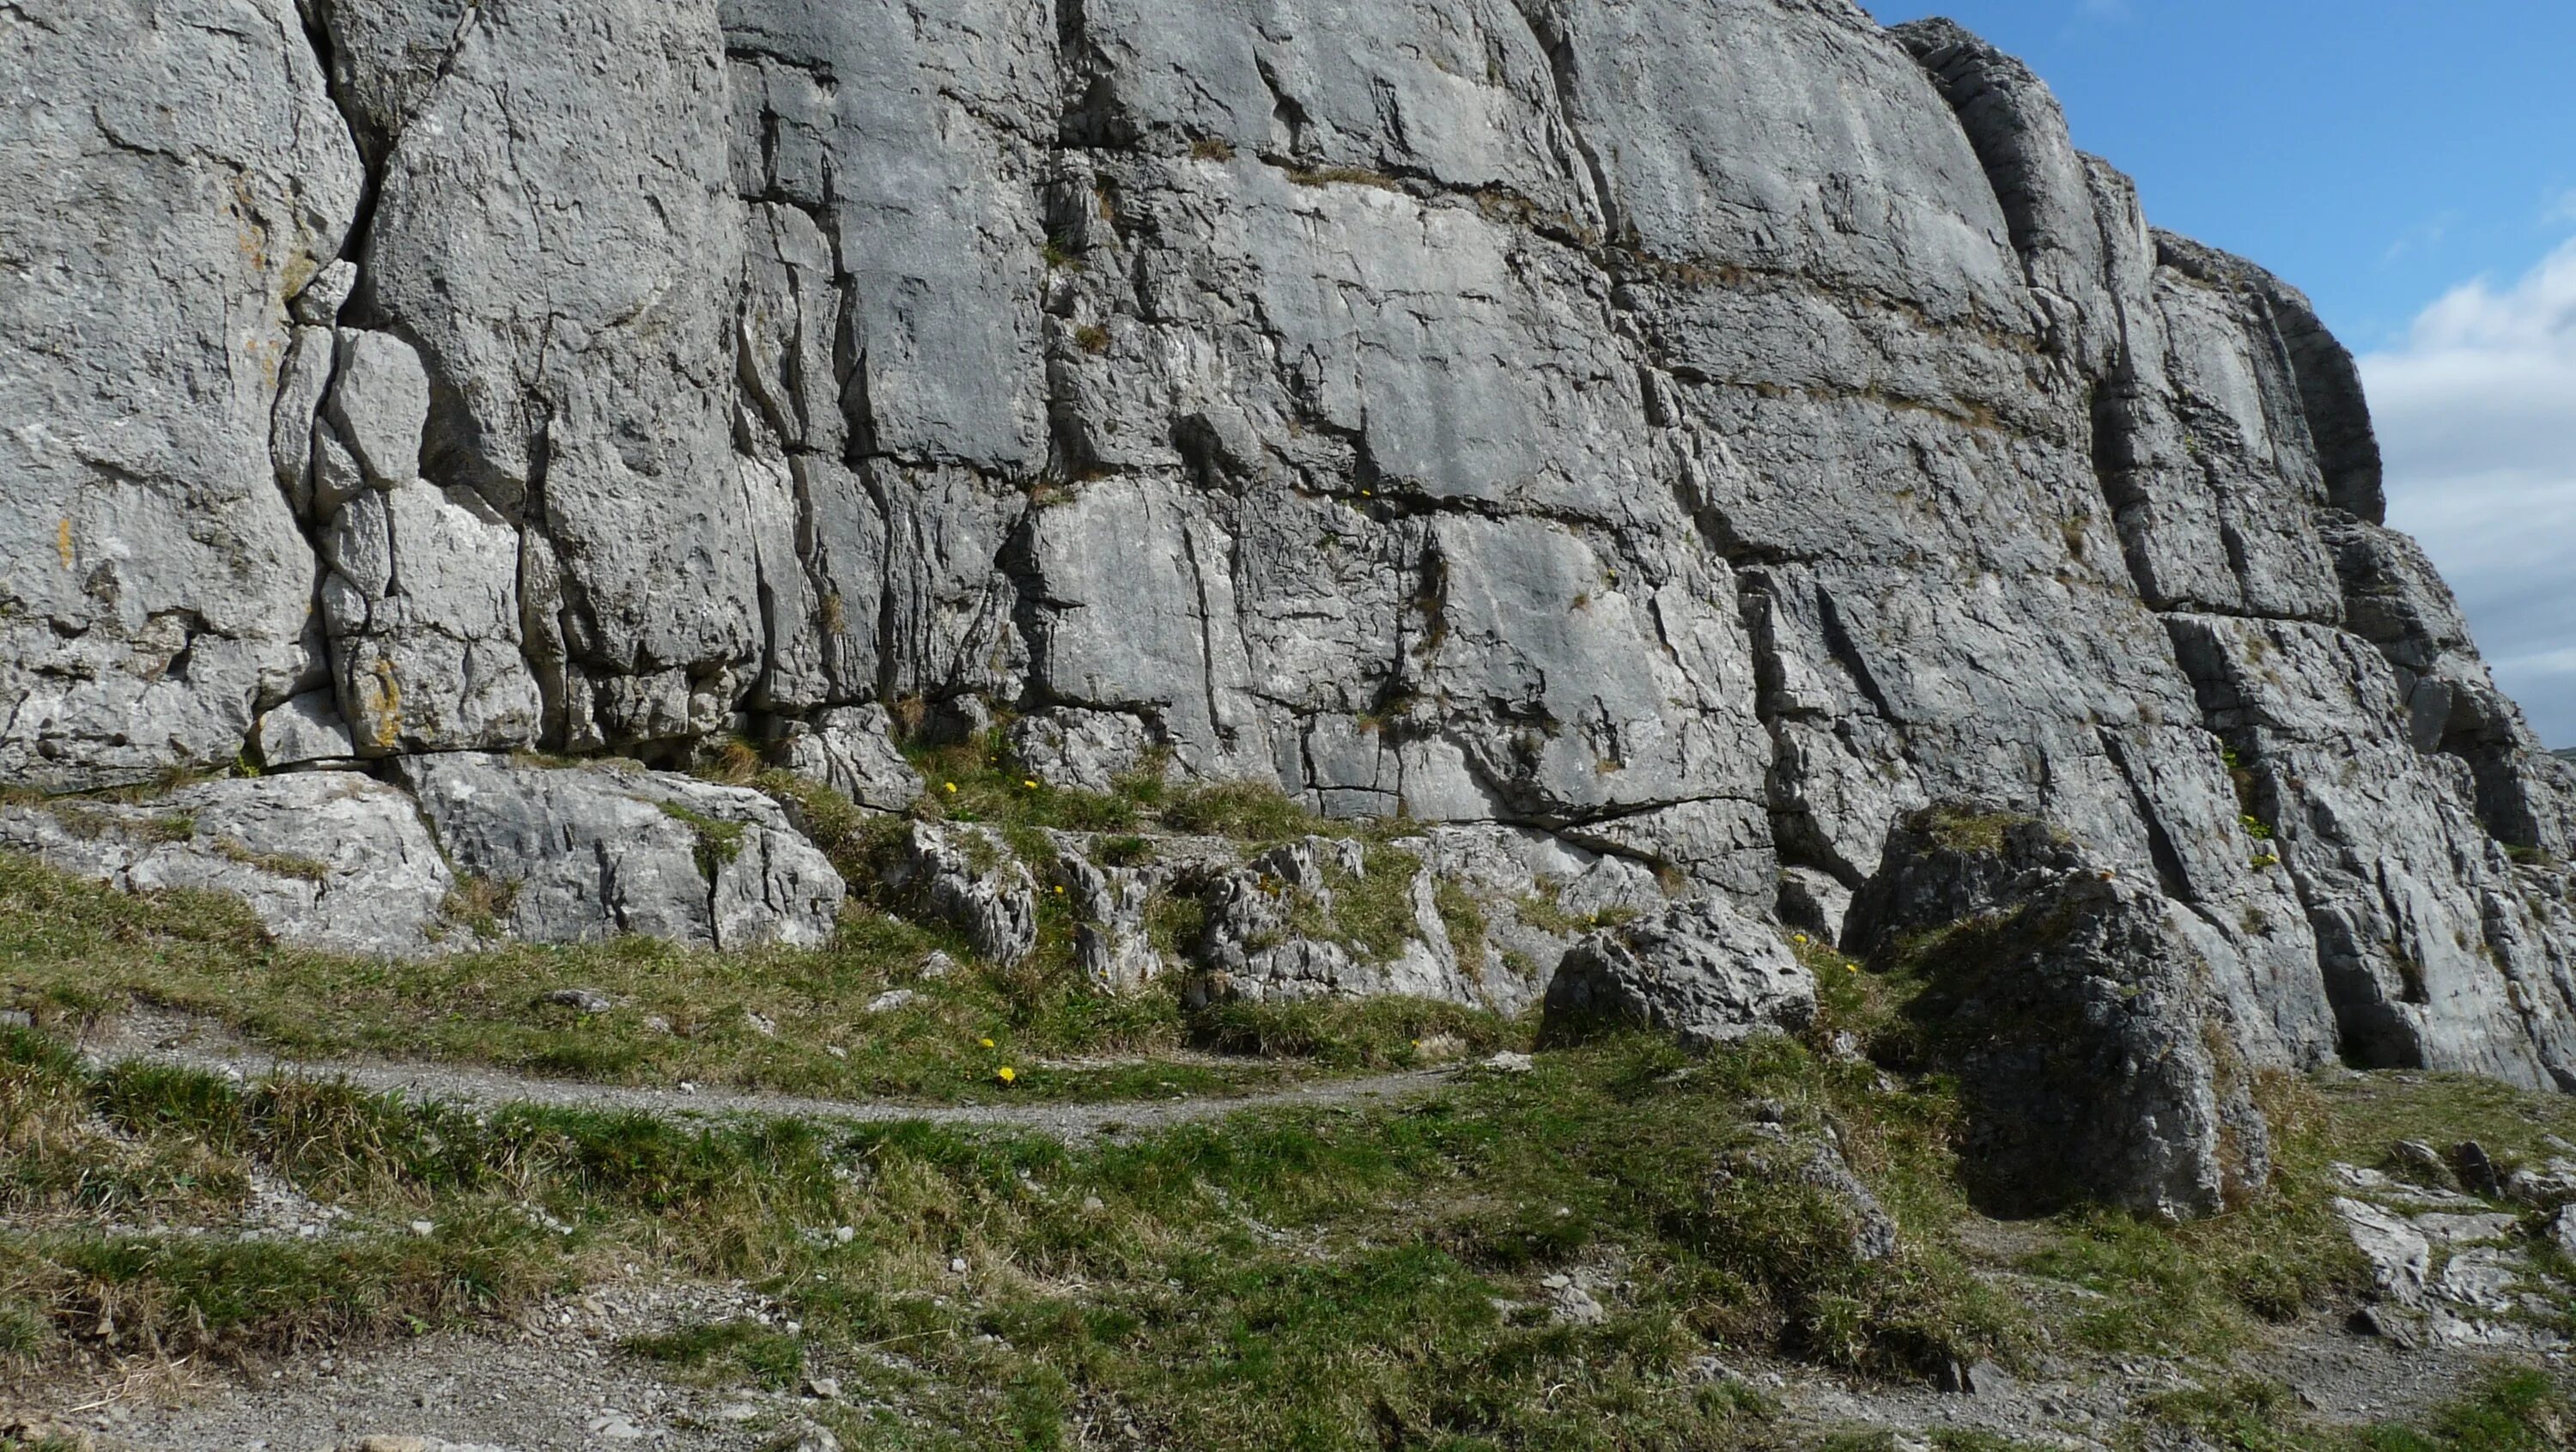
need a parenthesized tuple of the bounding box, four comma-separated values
(1054, 884, 1066, 895)
(1847, 964, 1859, 974)
(1792, 933, 1810, 945)
(944, 781, 957, 793)
(997, 1066, 1018, 1084)
(979, 1037, 995, 1049)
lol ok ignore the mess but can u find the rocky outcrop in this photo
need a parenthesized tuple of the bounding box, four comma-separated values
(0, 775, 453, 957)
(875, 822, 1039, 966)
(1544, 898, 1816, 1049)
(1850, 806, 2271, 1219)
(396, 756, 844, 951)
(6, 2, 2574, 1097)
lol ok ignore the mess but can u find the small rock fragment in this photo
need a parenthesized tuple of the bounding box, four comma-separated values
(538, 988, 616, 1015)
(866, 989, 920, 1014)
(1482, 1050, 1535, 1073)
(1547, 1280, 1607, 1326)
(2390, 1140, 2456, 1189)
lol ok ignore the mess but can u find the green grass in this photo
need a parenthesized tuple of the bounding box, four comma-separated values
(1, 915, 2567, 1448)
(2143, 1367, 2573, 1452)
(624, 1319, 806, 1389)
(0, 1021, 2006, 1444)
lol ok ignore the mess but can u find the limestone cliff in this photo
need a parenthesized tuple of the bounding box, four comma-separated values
(4, 0, 2573, 1091)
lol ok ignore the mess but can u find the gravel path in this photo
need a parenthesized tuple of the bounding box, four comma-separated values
(77, 1010, 1463, 1141)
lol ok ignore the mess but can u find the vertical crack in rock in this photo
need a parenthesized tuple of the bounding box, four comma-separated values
(1507, 0, 1619, 243)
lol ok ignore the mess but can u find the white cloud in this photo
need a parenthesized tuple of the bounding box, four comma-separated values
(2360, 239, 2576, 746)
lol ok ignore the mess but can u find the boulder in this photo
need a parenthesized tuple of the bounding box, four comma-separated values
(0, 774, 453, 957)
(398, 756, 842, 951)
(1008, 710, 1163, 794)
(1543, 897, 1815, 1049)
(775, 706, 925, 811)
(1849, 805, 2271, 1220)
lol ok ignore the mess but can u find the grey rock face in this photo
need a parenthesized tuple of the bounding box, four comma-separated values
(8, 0, 2575, 1109)
(398, 756, 842, 951)
(1, 0, 361, 790)
(1848, 806, 2272, 1220)
(1544, 898, 1815, 1049)
(0, 774, 452, 957)
(255, 690, 361, 770)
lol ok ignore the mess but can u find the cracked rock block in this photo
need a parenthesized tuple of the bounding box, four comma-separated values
(1848, 805, 2272, 1220)
(2167, 613, 2576, 1090)
(878, 822, 1039, 966)
(1543, 897, 1814, 1050)
(775, 706, 924, 811)
(320, 481, 544, 755)
(1776, 866, 1855, 949)
(1043, 830, 1242, 996)
(0, 0, 362, 790)
(1009, 710, 1163, 795)
(254, 689, 360, 769)
(398, 755, 842, 951)
(0, 774, 453, 957)
(350, 0, 763, 751)
(324, 330, 432, 489)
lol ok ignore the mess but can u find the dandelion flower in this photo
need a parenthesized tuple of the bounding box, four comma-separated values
(1792, 933, 1810, 945)
(979, 1036, 995, 1049)
(945, 781, 958, 793)
(1054, 884, 1066, 895)
(1023, 779, 1039, 790)
(997, 1066, 1018, 1084)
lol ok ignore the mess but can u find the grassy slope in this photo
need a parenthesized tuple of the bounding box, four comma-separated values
(0, 762, 2572, 1446)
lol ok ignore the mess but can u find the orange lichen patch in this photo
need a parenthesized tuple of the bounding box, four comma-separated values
(56, 518, 73, 569)
(352, 657, 404, 750)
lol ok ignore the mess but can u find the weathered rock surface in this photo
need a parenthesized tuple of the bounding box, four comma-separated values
(7, 1, 2575, 1106)
(396, 756, 843, 951)
(1544, 898, 1815, 1049)
(0, 775, 451, 957)
(875, 822, 1039, 966)
(774, 706, 925, 811)
(1848, 806, 2271, 1219)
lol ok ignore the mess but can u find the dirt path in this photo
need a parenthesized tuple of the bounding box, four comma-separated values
(76, 1010, 1465, 1140)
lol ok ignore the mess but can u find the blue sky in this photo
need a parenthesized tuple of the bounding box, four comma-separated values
(1873, 0, 2576, 745)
